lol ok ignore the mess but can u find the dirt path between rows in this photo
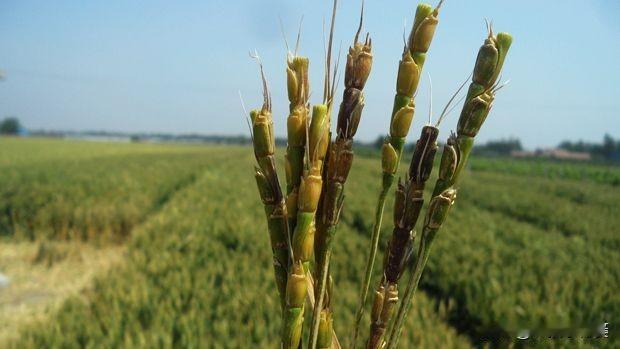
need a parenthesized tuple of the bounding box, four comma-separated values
(0, 241, 125, 344)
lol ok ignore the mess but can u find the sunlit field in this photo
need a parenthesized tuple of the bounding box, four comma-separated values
(1, 137, 617, 348)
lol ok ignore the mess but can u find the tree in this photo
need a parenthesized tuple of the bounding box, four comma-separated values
(0, 117, 21, 135)
(602, 134, 616, 158)
(474, 138, 522, 156)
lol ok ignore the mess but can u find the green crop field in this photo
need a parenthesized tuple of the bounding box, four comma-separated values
(1, 137, 617, 348)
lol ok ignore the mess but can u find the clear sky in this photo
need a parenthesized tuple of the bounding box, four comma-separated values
(1, 0, 618, 148)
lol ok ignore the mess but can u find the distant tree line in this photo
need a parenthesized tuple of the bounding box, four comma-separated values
(472, 138, 523, 156)
(0, 117, 22, 135)
(558, 134, 620, 161)
(7, 113, 618, 162)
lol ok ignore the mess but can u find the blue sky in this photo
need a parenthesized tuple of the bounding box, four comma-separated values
(0, 0, 618, 148)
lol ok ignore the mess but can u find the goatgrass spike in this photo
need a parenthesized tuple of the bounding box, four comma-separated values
(248, 60, 292, 313)
(352, 3, 443, 347)
(386, 28, 513, 349)
(310, 3, 373, 347)
(367, 284, 398, 349)
(287, 94, 332, 349)
(254, 169, 289, 311)
(282, 261, 307, 349)
(366, 126, 439, 349)
(285, 51, 310, 239)
(317, 309, 334, 349)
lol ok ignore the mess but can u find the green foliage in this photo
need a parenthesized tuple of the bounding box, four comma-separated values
(0, 138, 212, 241)
(472, 138, 522, 156)
(6, 142, 617, 348)
(343, 154, 618, 348)
(559, 133, 620, 161)
(470, 156, 620, 186)
(0, 117, 21, 135)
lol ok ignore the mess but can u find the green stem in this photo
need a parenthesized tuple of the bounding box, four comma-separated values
(308, 153, 345, 349)
(385, 232, 433, 349)
(351, 138, 404, 348)
(308, 240, 334, 349)
(351, 177, 391, 347)
(309, 179, 342, 349)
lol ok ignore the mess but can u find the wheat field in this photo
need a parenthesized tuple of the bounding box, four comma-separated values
(0, 137, 617, 348)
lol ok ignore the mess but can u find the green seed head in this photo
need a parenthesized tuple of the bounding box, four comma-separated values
(317, 310, 333, 348)
(425, 188, 457, 230)
(379, 284, 399, 323)
(283, 307, 304, 349)
(411, 4, 434, 40)
(438, 138, 458, 183)
(390, 101, 415, 138)
(298, 171, 322, 213)
(293, 220, 315, 263)
(492, 32, 513, 86)
(370, 285, 385, 321)
(457, 90, 494, 137)
(309, 104, 329, 164)
(473, 39, 499, 87)
(287, 106, 307, 147)
(381, 141, 398, 174)
(286, 188, 298, 219)
(457, 30, 512, 139)
(254, 168, 273, 204)
(286, 262, 307, 307)
(287, 56, 310, 107)
(251, 109, 274, 158)
(409, 3, 439, 54)
(473, 29, 513, 88)
(396, 51, 420, 97)
(286, 67, 298, 105)
(249, 109, 259, 123)
(317, 128, 330, 167)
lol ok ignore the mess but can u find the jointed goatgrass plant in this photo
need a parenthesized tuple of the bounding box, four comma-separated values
(365, 125, 439, 349)
(352, 2, 443, 347)
(248, 1, 512, 348)
(309, 7, 373, 349)
(250, 63, 291, 311)
(284, 39, 310, 235)
(249, 3, 340, 346)
(385, 24, 512, 349)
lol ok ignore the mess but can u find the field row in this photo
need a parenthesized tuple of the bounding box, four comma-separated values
(341, 154, 618, 347)
(469, 157, 620, 186)
(0, 139, 215, 241)
(357, 149, 620, 186)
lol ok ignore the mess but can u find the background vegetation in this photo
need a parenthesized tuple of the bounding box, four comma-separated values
(1, 138, 617, 348)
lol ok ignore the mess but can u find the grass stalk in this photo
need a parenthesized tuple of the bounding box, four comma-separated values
(385, 26, 513, 349)
(307, 1, 375, 348)
(283, 104, 330, 349)
(249, 65, 292, 311)
(285, 54, 310, 234)
(366, 125, 439, 349)
(352, 2, 443, 347)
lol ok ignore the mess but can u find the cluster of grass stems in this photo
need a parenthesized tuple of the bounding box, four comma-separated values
(247, 1, 512, 348)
